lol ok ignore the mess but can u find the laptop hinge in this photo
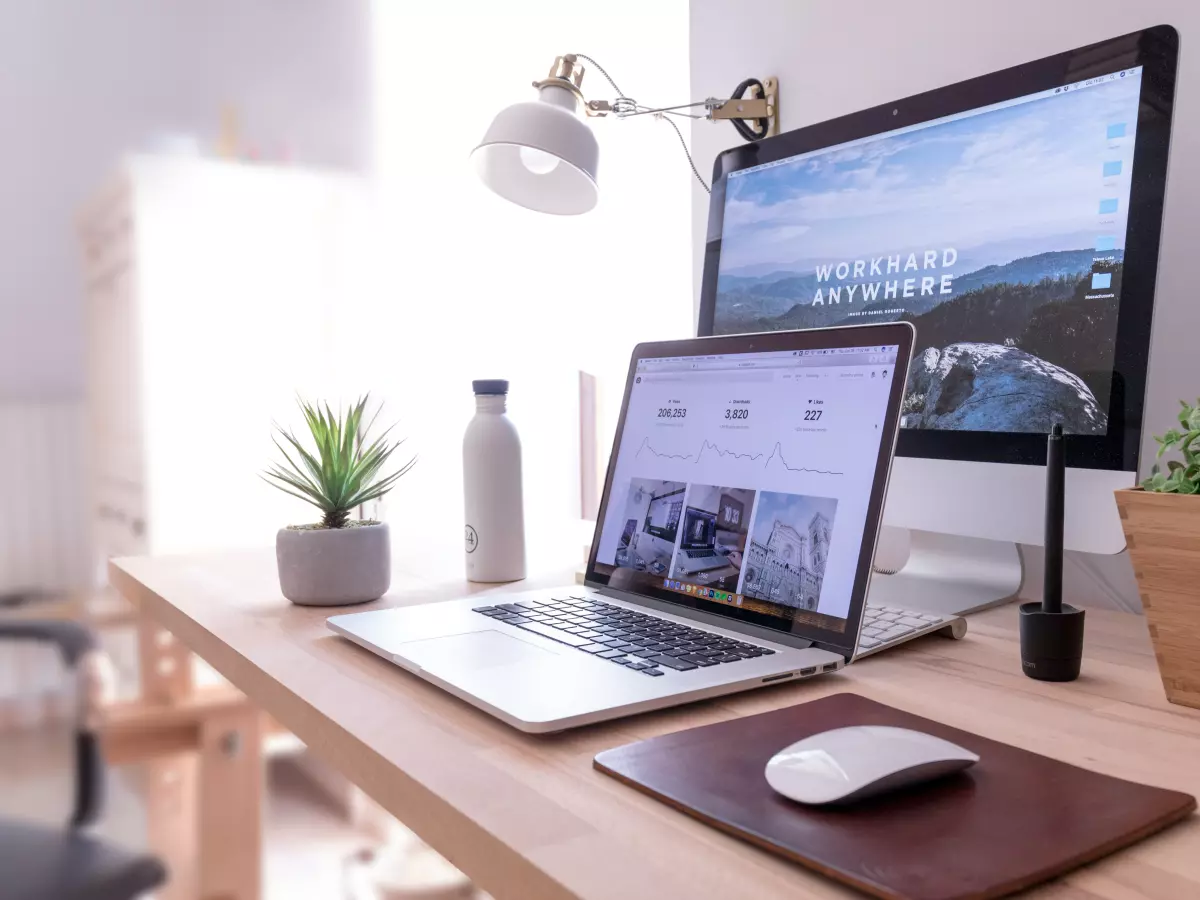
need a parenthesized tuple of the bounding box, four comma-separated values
(811, 639, 855, 661)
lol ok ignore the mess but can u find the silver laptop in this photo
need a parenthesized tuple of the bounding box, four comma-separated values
(329, 323, 960, 733)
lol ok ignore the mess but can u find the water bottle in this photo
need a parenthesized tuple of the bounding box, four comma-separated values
(463, 379, 526, 582)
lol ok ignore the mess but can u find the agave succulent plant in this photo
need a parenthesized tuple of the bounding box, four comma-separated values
(264, 395, 416, 528)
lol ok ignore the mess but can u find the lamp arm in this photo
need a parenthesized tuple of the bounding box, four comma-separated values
(565, 54, 777, 194)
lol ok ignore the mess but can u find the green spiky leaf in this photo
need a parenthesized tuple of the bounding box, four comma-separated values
(263, 394, 416, 527)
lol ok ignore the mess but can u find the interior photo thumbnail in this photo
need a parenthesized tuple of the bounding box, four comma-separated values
(670, 484, 756, 591)
(608, 478, 687, 576)
(742, 492, 838, 610)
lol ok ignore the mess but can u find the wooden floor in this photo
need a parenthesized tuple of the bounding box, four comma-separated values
(0, 724, 373, 899)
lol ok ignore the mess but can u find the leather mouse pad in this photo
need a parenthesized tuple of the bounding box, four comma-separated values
(594, 693, 1194, 900)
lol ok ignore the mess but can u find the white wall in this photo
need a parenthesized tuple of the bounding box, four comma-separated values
(690, 0, 1198, 610)
(0, 0, 372, 400)
(368, 0, 692, 569)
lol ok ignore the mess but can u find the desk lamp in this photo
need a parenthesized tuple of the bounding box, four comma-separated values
(472, 54, 778, 214)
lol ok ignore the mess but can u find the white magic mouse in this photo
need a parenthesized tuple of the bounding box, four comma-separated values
(765, 725, 980, 806)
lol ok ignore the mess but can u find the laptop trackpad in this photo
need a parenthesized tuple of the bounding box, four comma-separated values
(397, 630, 559, 671)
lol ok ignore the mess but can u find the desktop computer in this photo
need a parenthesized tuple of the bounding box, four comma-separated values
(697, 25, 1179, 615)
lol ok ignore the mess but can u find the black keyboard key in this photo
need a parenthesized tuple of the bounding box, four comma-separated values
(642, 668, 665, 677)
(613, 644, 640, 654)
(514, 622, 590, 647)
(625, 662, 651, 671)
(698, 649, 724, 657)
(472, 606, 496, 612)
(496, 604, 525, 613)
(598, 639, 626, 648)
(478, 609, 507, 617)
(680, 654, 719, 667)
(643, 643, 670, 652)
(759, 648, 776, 655)
(597, 649, 626, 659)
(664, 649, 690, 657)
(504, 616, 531, 625)
(647, 654, 698, 671)
(579, 643, 609, 653)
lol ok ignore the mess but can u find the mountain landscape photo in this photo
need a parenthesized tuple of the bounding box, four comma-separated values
(714, 249, 1123, 434)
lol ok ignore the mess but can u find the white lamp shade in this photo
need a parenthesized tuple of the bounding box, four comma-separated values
(472, 89, 599, 215)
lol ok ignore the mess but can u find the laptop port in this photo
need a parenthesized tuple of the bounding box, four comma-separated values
(761, 672, 794, 683)
(822, 662, 839, 672)
(799, 666, 817, 676)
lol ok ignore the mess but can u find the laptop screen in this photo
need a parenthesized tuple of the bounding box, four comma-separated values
(587, 330, 906, 644)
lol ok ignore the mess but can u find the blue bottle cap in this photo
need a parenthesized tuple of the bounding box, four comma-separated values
(472, 379, 509, 395)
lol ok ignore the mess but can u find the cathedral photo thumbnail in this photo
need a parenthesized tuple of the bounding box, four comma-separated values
(742, 491, 837, 611)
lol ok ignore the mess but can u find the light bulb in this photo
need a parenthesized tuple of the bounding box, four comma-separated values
(519, 145, 561, 175)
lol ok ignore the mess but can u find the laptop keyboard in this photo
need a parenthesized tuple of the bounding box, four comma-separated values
(683, 549, 717, 559)
(472, 595, 774, 676)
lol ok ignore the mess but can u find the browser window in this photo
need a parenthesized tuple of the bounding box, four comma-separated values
(592, 344, 898, 634)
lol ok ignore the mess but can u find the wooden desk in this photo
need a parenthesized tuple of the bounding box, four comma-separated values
(109, 550, 1200, 900)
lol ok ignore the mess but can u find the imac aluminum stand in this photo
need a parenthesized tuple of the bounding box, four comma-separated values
(867, 527, 1023, 617)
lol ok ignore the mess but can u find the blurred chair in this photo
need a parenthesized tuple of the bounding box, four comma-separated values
(0, 620, 166, 900)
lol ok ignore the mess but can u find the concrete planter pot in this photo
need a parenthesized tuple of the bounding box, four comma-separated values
(1116, 488, 1200, 709)
(276, 521, 390, 607)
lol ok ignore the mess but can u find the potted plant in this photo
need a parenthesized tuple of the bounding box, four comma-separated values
(1115, 398, 1200, 709)
(264, 396, 416, 606)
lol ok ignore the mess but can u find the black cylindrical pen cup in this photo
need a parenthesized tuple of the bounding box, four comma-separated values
(1019, 601, 1085, 681)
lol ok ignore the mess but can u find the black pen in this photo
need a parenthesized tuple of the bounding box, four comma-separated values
(1043, 423, 1064, 615)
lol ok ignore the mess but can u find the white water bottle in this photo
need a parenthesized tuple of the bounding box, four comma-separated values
(463, 379, 526, 582)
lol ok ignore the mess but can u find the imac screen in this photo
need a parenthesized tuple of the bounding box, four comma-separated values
(712, 68, 1143, 435)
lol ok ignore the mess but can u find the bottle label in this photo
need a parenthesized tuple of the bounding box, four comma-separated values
(465, 524, 479, 554)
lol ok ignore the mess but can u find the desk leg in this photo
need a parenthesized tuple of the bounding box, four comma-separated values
(145, 752, 200, 900)
(198, 705, 263, 900)
(138, 616, 193, 702)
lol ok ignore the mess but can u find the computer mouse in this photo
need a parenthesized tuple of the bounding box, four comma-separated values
(765, 725, 979, 806)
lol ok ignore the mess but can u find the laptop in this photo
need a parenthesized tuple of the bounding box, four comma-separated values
(674, 507, 731, 574)
(329, 323, 961, 733)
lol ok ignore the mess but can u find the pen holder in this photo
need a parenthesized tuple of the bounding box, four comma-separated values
(1019, 602, 1085, 682)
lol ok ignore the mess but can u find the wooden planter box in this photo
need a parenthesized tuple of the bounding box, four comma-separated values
(1116, 487, 1200, 709)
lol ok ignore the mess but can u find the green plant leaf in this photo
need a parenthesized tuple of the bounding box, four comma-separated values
(1168, 460, 1185, 473)
(263, 394, 416, 526)
(1178, 479, 1199, 495)
(1157, 428, 1183, 458)
(1189, 406, 1200, 431)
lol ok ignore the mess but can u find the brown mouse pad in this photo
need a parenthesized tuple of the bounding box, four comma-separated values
(594, 693, 1194, 900)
